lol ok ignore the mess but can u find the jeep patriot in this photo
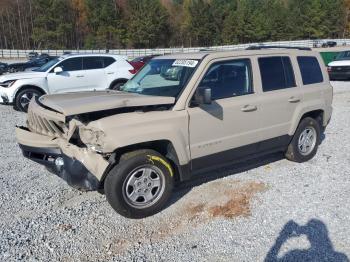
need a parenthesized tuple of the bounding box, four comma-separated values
(16, 47, 333, 218)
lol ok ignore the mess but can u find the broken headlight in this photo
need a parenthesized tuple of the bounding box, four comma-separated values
(78, 127, 105, 153)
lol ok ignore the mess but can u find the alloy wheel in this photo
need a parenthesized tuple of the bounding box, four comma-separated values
(122, 165, 165, 209)
(298, 126, 317, 156)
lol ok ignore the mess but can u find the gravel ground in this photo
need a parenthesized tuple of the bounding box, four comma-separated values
(1, 82, 350, 261)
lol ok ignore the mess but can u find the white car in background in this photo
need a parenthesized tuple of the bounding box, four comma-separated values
(0, 54, 137, 112)
(328, 50, 350, 81)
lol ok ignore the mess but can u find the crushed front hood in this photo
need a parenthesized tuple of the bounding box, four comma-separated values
(38, 91, 176, 116)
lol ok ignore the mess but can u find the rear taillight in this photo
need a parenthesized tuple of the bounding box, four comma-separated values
(128, 61, 141, 74)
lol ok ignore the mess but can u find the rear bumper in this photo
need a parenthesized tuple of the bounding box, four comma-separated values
(19, 144, 101, 191)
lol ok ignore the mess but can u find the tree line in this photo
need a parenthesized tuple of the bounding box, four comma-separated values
(0, 0, 349, 50)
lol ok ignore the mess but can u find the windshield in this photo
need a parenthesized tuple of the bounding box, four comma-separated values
(335, 51, 350, 61)
(33, 58, 60, 72)
(121, 59, 199, 98)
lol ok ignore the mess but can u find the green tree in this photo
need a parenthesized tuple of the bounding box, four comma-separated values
(264, 0, 289, 41)
(222, 0, 267, 44)
(1, 0, 349, 50)
(321, 0, 346, 38)
(126, 0, 169, 48)
(182, 0, 216, 46)
(84, 0, 124, 49)
(210, 0, 237, 45)
(32, 0, 74, 49)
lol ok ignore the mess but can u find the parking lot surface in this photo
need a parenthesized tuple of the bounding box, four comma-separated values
(0, 82, 349, 261)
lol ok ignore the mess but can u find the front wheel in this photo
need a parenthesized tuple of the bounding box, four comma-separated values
(14, 88, 44, 112)
(104, 149, 174, 219)
(285, 117, 321, 162)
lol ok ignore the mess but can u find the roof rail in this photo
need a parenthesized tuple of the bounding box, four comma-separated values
(246, 45, 312, 51)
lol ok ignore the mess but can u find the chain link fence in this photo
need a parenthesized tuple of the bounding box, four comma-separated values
(1, 39, 350, 59)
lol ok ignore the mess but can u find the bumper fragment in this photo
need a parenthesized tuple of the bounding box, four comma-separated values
(16, 126, 110, 191)
(0, 94, 8, 104)
(0, 87, 12, 104)
(19, 144, 100, 191)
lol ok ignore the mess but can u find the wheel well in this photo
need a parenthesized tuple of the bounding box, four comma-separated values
(108, 79, 128, 89)
(105, 140, 181, 183)
(300, 110, 324, 125)
(15, 85, 46, 100)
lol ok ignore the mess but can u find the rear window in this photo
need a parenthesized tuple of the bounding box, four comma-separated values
(83, 57, 104, 70)
(103, 57, 116, 67)
(297, 56, 323, 85)
(258, 56, 296, 92)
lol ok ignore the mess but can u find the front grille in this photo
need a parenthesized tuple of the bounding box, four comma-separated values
(27, 99, 67, 138)
(331, 66, 350, 72)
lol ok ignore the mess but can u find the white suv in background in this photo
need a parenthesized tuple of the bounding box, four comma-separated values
(0, 54, 136, 112)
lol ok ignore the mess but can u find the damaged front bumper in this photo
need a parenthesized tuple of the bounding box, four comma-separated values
(16, 126, 110, 191)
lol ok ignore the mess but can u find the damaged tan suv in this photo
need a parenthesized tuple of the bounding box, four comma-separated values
(16, 47, 333, 218)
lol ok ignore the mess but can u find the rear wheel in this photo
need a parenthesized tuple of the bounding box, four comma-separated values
(104, 149, 174, 219)
(14, 88, 44, 112)
(285, 117, 321, 162)
(110, 81, 126, 90)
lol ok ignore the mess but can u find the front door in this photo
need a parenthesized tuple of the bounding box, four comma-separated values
(47, 57, 85, 93)
(187, 58, 262, 172)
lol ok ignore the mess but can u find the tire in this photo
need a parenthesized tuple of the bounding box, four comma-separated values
(285, 117, 321, 163)
(14, 88, 44, 112)
(104, 149, 174, 219)
(110, 81, 126, 90)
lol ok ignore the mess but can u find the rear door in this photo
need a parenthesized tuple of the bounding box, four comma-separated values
(257, 55, 303, 142)
(82, 56, 107, 90)
(297, 55, 332, 126)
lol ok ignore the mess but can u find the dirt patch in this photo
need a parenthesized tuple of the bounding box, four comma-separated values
(107, 180, 267, 257)
(188, 203, 206, 215)
(57, 223, 73, 231)
(209, 196, 250, 218)
(208, 182, 266, 218)
(184, 181, 267, 220)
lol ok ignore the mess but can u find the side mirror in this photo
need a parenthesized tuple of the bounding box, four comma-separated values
(193, 87, 212, 106)
(54, 66, 63, 74)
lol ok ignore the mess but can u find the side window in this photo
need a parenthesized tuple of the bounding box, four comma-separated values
(103, 57, 116, 67)
(258, 56, 296, 92)
(297, 56, 323, 85)
(199, 59, 253, 100)
(57, 57, 82, 72)
(83, 57, 104, 70)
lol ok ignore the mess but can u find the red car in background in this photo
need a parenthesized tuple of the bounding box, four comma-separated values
(129, 55, 160, 72)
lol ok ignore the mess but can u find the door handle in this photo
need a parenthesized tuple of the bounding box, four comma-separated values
(107, 72, 114, 75)
(241, 105, 257, 112)
(76, 75, 84, 78)
(288, 96, 301, 103)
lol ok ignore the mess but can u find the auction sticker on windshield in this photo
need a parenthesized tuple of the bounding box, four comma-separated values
(172, 60, 198, 68)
